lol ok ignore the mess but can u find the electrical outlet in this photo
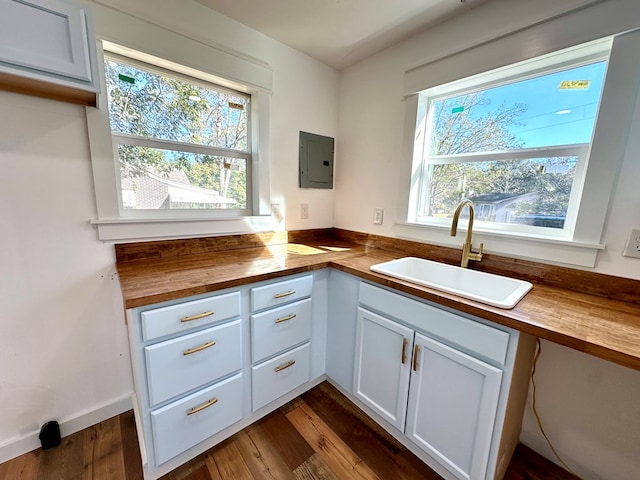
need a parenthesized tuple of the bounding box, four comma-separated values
(300, 203, 309, 219)
(373, 208, 384, 225)
(623, 229, 640, 258)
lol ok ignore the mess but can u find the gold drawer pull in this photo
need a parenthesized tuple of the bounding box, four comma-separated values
(181, 311, 214, 323)
(413, 345, 420, 372)
(275, 313, 296, 324)
(274, 290, 296, 299)
(187, 398, 218, 416)
(183, 341, 216, 356)
(274, 359, 296, 372)
(401, 337, 408, 364)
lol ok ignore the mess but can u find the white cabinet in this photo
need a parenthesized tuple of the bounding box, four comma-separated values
(127, 287, 244, 473)
(251, 343, 311, 410)
(141, 291, 240, 342)
(126, 273, 322, 479)
(250, 275, 313, 411)
(145, 320, 242, 406)
(123, 267, 530, 480)
(406, 333, 502, 480)
(0, 0, 99, 103)
(353, 307, 413, 430)
(150, 373, 243, 466)
(352, 282, 535, 480)
(251, 298, 311, 363)
(326, 270, 360, 393)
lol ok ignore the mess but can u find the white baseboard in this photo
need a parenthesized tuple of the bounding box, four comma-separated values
(0, 393, 133, 465)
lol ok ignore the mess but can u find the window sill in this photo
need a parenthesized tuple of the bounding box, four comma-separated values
(394, 221, 604, 268)
(91, 215, 277, 242)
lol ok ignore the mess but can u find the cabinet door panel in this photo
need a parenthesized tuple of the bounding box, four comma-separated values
(353, 307, 413, 430)
(406, 333, 502, 480)
(0, 0, 92, 81)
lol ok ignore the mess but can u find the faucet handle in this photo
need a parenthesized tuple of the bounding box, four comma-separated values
(469, 242, 484, 262)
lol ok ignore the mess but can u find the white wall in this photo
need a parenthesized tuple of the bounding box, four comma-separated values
(0, 0, 338, 461)
(334, 0, 640, 478)
(0, 92, 132, 461)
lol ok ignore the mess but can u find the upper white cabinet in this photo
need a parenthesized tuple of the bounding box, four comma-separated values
(0, 0, 99, 104)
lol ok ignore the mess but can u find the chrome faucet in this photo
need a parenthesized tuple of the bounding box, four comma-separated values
(450, 199, 483, 268)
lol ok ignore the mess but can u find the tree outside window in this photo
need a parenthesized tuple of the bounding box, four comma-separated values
(105, 57, 250, 212)
(418, 60, 606, 232)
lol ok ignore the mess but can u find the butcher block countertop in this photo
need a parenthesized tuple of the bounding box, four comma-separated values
(115, 229, 640, 371)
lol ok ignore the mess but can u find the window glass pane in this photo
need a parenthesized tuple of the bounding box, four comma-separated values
(105, 59, 248, 152)
(423, 156, 577, 229)
(429, 61, 607, 155)
(118, 145, 247, 210)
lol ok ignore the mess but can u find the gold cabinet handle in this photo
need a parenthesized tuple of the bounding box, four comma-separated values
(274, 359, 296, 372)
(181, 311, 214, 323)
(275, 313, 296, 324)
(187, 398, 218, 416)
(183, 341, 216, 356)
(413, 345, 420, 372)
(274, 290, 296, 299)
(401, 337, 408, 364)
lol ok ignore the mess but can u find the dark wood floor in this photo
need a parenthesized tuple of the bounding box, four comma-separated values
(0, 381, 578, 480)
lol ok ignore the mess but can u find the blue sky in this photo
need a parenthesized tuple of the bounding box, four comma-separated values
(443, 61, 607, 148)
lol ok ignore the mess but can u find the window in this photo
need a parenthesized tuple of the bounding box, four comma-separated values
(104, 56, 251, 215)
(410, 43, 609, 239)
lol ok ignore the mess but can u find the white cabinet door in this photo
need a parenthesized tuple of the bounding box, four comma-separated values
(353, 307, 414, 430)
(406, 333, 503, 480)
(0, 0, 93, 81)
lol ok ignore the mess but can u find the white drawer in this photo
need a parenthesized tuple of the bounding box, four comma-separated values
(151, 372, 243, 465)
(251, 299, 312, 363)
(145, 320, 242, 406)
(251, 342, 311, 411)
(251, 275, 313, 312)
(141, 291, 240, 342)
(359, 282, 510, 366)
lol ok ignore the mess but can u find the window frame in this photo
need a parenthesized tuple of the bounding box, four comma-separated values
(104, 52, 254, 218)
(409, 42, 610, 240)
(87, 40, 274, 241)
(396, 30, 640, 268)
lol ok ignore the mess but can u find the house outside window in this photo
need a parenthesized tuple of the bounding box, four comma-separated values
(104, 55, 252, 216)
(411, 43, 609, 239)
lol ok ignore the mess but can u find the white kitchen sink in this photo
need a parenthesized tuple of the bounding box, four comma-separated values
(370, 257, 532, 309)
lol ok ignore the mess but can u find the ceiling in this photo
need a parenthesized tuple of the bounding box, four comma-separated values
(194, 0, 487, 70)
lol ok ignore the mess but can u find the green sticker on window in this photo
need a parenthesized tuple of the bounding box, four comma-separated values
(118, 74, 135, 84)
(451, 106, 465, 114)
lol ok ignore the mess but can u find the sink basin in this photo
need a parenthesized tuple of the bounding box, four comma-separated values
(370, 257, 532, 309)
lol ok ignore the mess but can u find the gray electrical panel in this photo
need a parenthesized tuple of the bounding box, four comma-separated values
(299, 131, 334, 189)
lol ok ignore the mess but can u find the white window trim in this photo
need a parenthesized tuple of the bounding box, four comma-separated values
(87, 41, 274, 242)
(398, 28, 640, 268)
